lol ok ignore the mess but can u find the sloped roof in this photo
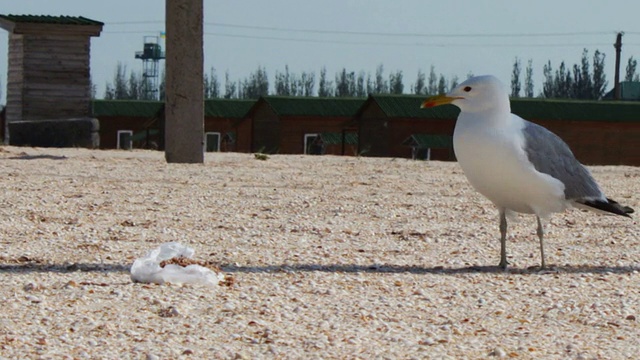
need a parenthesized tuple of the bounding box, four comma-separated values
(92, 99, 257, 118)
(0, 14, 104, 26)
(92, 100, 163, 117)
(366, 94, 459, 119)
(602, 81, 640, 101)
(257, 96, 365, 117)
(512, 98, 640, 122)
(365, 94, 640, 122)
(204, 99, 254, 118)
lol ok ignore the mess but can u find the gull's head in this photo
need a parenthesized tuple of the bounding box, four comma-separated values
(421, 75, 510, 113)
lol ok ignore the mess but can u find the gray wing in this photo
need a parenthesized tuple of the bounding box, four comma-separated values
(521, 120, 603, 201)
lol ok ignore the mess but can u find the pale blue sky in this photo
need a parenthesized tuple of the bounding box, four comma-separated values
(1, 0, 640, 102)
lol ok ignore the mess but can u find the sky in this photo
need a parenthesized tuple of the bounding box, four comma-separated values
(1, 0, 640, 102)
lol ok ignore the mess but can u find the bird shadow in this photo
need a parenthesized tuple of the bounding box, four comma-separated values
(8, 154, 68, 160)
(1, 261, 637, 276)
(0, 262, 130, 274)
(221, 263, 637, 275)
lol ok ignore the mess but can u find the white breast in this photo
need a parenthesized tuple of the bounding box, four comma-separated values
(453, 113, 568, 216)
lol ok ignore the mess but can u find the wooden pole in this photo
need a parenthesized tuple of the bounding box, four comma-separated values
(614, 32, 623, 100)
(164, 0, 204, 163)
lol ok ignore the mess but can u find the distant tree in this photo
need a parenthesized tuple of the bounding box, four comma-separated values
(412, 69, 426, 95)
(300, 71, 315, 96)
(128, 72, 141, 99)
(274, 65, 291, 95)
(204, 67, 220, 99)
(372, 64, 388, 94)
(90, 77, 97, 99)
(366, 73, 374, 95)
(542, 60, 554, 98)
(427, 66, 438, 95)
(542, 49, 606, 99)
(437, 74, 447, 94)
(591, 50, 607, 99)
(511, 57, 521, 98)
(449, 75, 459, 91)
(569, 49, 593, 99)
(625, 56, 639, 82)
(389, 70, 404, 94)
(240, 66, 269, 99)
(355, 71, 367, 97)
(104, 62, 129, 99)
(524, 60, 534, 97)
(335, 68, 357, 97)
(318, 67, 333, 97)
(554, 61, 572, 98)
(223, 71, 237, 99)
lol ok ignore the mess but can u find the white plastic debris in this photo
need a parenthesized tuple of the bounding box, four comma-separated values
(130, 242, 223, 287)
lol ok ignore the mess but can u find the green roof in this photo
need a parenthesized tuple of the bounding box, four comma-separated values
(204, 99, 254, 118)
(511, 98, 640, 122)
(92, 100, 163, 118)
(0, 14, 104, 26)
(402, 134, 452, 149)
(259, 96, 365, 117)
(92, 99, 256, 118)
(367, 94, 640, 123)
(602, 82, 640, 101)
(367, 94, 459, 118)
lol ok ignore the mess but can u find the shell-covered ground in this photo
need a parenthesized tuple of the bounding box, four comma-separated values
(1, 146, 638, 359)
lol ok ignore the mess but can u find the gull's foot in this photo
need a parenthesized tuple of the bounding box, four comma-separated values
(498, 260, 509, 270)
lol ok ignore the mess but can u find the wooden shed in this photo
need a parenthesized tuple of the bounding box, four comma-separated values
(357, 94, 456, 160)
(0, 15, 103, 129)
(92, 99, 255, 150)
(511, 99, 640, 165)
(239, 96, 364, 155)
(357, 94, 640, 165)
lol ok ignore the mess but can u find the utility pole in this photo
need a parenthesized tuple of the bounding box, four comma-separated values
(614, 32, 623, 100)
(164, 0, 204, 163)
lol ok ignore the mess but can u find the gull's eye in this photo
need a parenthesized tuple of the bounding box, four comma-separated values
(463, 86, 472, 92)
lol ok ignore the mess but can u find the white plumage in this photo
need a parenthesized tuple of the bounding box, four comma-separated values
(422, 75, 633, 269)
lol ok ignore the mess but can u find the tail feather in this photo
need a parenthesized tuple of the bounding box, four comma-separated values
(577, 198, 633, 217)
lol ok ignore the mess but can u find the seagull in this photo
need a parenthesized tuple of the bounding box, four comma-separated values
(421, 75, 633, 269)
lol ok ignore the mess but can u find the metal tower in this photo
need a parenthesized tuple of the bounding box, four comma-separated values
(135, 36, 165, 100)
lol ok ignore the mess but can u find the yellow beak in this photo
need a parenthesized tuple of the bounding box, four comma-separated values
(420, 95, 461, 108)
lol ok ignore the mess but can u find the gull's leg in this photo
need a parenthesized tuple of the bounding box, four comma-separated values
(498, 209, 508, 269)
(536, 216, 546, 269)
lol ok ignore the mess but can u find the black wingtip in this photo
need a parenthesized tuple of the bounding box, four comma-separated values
(579, 198, 634, 217)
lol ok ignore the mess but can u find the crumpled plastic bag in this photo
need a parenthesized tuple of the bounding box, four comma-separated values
(130, 242, 223, 287)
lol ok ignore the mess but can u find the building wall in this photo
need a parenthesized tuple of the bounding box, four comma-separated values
(279, 116, 353, 155)
(389, 118, 455, 160)
(251, 105, 280, 153)
(6, 34, 92, 123)
(532, 119, 640, 166)
(358, 104, 390, 157)
(98, 116, 147, 149)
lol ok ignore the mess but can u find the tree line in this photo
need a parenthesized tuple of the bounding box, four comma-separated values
(102, 49, 639, 101)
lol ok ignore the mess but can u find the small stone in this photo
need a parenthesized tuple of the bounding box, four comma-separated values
(625, 314, 636, 321)
(489, 347, 507, 357)
(26, 295, 42, 303)
(146, 354, 160, 360)
(23, 282, 43, 292)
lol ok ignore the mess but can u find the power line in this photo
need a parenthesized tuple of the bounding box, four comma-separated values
(204, 22, 614, 39)
(103, 20, 627, 39)
(102, 30, 637, 48)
